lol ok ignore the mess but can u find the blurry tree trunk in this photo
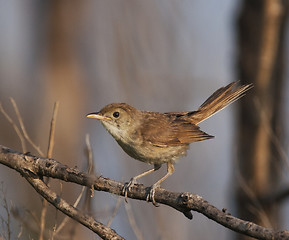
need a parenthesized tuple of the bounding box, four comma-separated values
(236, 1, 288, 240)
(40, 2, 87, 238)
(41, 2, 86, 162)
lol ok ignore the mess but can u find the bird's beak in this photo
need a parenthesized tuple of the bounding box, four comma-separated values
(86, 112, 112, 121)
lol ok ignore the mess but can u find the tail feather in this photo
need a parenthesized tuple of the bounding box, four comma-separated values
(189, 81, 253, 124)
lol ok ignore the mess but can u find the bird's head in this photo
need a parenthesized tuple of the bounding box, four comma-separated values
(86, 103, 140, 141)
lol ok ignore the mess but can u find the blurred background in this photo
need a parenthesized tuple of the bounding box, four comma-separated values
(0, 1, 289, 239)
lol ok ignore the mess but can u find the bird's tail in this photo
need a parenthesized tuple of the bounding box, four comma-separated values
(188, 81, 253, 124)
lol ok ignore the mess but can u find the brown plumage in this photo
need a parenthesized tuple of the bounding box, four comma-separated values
(87, 81, 253, 206)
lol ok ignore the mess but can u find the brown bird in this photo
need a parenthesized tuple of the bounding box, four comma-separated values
(87, 81, 252, 206)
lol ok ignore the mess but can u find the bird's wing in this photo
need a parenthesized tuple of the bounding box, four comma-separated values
(140, 113, 214, 146)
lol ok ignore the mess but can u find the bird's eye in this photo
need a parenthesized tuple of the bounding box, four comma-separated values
(113, 112, 120, 118)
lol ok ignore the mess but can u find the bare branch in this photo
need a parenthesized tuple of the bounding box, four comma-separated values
(0, 144, 288, 240)
(0, 146, 124, 240)
(25, 173, 124, 240)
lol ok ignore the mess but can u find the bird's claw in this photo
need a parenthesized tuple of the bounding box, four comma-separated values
(122, 178, 137, 202)
(146, 184, 160, 207)
(123, 179, 160, 207)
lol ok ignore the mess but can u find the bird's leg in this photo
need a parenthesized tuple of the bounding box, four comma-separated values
(146, 162, 175, 206)
(122, 164, 161, 202)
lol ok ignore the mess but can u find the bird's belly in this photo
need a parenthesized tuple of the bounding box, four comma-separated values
(116, 139, 189, 164)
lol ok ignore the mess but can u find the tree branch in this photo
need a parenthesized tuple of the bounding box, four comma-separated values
(0, 144, 288, 240)
(0, 145, 123, 240)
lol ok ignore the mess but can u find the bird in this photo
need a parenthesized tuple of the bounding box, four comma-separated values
(86, 81, 253, 206)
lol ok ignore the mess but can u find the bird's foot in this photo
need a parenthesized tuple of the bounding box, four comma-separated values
(122, 178, 137, 202)
(146, 183, 160, 207)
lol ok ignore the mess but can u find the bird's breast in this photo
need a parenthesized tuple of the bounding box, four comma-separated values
(116, 138, 189, 165)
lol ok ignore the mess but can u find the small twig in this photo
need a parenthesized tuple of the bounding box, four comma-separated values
(0, 183, 11, 240)
(83, 134, 95, 210)
(85, 134, 94, 174)
(0, 103, 26, 152)
(47, 102, 59, 158)
(107, 197, 122, 227)
(25, 174, 124, 240)
(124, 202, 144, 240)
(11, 207, 40, 238)
(10, 98, 44, 156)
(54, 185, 86, 235)
(234, 155, 272, 228)
(39, 200, 48, 240)
(40, 102, 59, 240)
(85, 134, 95, 198)
(54, 134, 94, 236)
